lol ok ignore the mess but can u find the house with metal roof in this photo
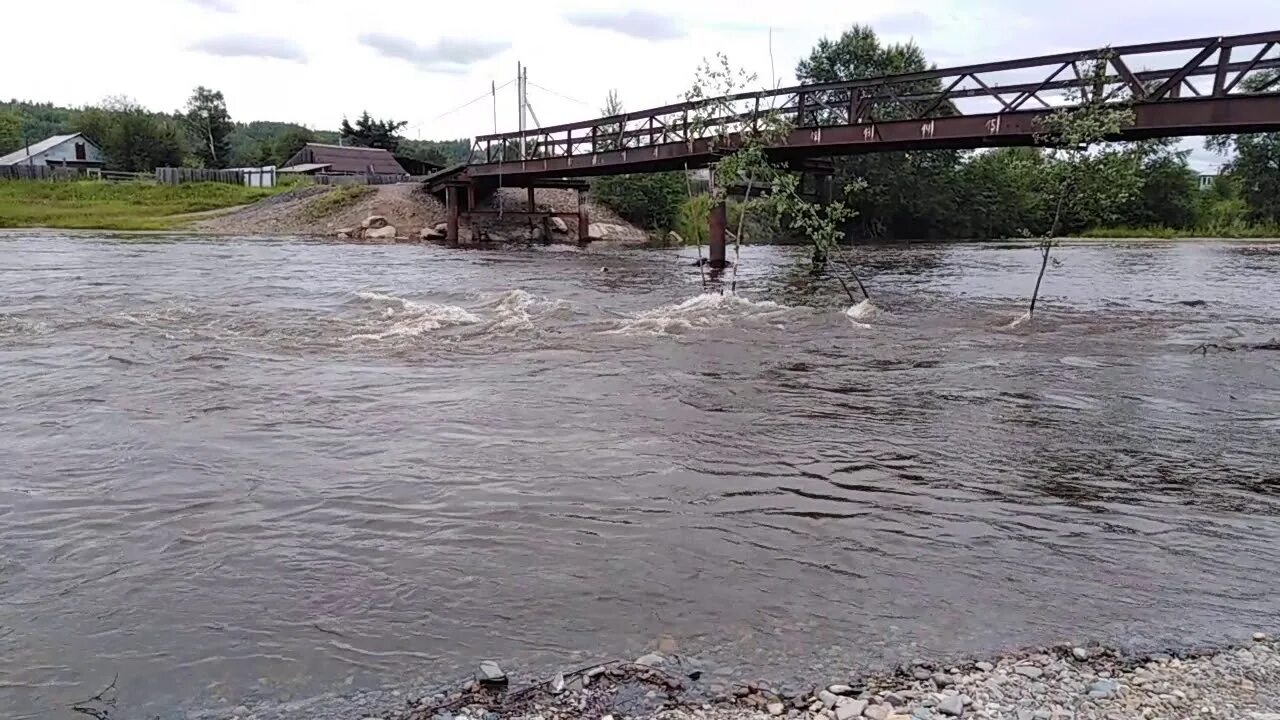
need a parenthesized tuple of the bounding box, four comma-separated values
(280, 143, 408, 176)
(0, 133, 105, 168)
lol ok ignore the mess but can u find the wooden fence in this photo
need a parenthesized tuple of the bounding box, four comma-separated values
(154, 167, 246, 185)
(311, 173, 410, 186)
(0, 165, 87, 181)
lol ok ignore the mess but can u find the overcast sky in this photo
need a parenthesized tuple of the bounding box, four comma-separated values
(6, 0, 1268, 170)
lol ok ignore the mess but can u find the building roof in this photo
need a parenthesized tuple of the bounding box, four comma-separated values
(282, 143, 407, 175)
(278, 163, 333, 173)
(0, 133, 92, 166)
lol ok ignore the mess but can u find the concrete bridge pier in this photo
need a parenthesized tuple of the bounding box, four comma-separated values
(708, 199, 727, 268)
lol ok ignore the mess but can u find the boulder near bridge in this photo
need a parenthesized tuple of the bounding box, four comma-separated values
(428, 30, 1280, 264)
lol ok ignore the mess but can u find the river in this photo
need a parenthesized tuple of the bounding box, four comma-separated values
(1, 233, 1278, 719)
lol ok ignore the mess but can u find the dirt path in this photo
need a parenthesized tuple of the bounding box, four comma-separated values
(190, 182, 645, 243)
(191, 184, 444, 237)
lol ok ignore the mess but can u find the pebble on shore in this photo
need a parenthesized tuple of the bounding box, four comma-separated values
(223, 635, 1280, 720)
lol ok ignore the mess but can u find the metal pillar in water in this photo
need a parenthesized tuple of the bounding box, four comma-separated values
(708, 199, 727, 268)
(446, 185, 459, 244)
(577, 189, 589, 244)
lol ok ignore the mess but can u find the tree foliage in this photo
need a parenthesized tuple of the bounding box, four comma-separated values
(398, 138, 472, 166)
(339, 111, 407, 152)
(590, 91, 687, 231)
(183, 86, 234, 168)
(0, 111, 22, 156)
(796, 25, 959, 240)
(1207, 71, 1280, 225)
(73, 97, 186, 172)
(594, 172, 687, 231)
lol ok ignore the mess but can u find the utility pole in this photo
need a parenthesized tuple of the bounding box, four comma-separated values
(516, 62, 527, 158)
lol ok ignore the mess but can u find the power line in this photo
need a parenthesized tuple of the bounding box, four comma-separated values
(428, 78, 517, 122)
(527, 80, 591, 106)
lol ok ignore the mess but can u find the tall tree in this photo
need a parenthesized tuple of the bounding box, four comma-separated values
(339, 111, 407, 152)
(0, 111, 22, 156)
(184, 86, 234, 168)
(796, 25, 961, 240)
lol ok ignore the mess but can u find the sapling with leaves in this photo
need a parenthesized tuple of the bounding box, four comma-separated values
(682, 54, 872, 302)
(1025, 51, 1136, 319)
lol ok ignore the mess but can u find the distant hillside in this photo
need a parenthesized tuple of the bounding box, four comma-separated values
(0, 99, 471, 168)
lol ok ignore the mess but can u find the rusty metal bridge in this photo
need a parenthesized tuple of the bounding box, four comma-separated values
(436, 30, 1280, 260)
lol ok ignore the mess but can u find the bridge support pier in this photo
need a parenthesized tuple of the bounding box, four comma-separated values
(577, 188, 589, 244)
(708, 199, 727, 268)
(446, 185, 459, 244)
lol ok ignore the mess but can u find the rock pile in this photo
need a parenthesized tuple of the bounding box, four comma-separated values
(337, 215, 409, 242)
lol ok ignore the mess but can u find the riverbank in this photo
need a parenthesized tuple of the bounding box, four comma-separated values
(199, 636, 1279, 720)
(1078, 225, 1280, 240)
(0, 180, 291, 230)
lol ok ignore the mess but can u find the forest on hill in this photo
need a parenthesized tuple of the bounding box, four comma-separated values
(0, 92, 470, 172)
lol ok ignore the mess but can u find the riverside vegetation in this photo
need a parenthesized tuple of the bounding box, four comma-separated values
(0, 180, 292, 231)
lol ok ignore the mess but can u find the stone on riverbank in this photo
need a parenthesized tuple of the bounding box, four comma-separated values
(937, 694, 964, 717)
(364, 225, 397, 240)
(835, 699, 867, 720)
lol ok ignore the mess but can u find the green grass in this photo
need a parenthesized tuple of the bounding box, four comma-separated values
(0, 180, 292, 231)
(303, 184, 373, 219)
(1077, 225, 1280, 239)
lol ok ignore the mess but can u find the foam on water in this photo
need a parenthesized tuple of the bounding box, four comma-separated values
(349, 289, 574, 340)
(348, 290, 481, 340)
(845, 299, 883, 323)
(607, 293, 797, 336)
(472, 289, 576, 335)
(1005, 310, 1033, 329)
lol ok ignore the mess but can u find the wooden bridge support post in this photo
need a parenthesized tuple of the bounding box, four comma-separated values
(446, 185, 459, 245)
(709, 199, 727, 268)
(577, 188, 590, 244)
(527, 186, 536, 212)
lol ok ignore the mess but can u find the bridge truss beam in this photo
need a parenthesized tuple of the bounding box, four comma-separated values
(465, 31, 1280, 179)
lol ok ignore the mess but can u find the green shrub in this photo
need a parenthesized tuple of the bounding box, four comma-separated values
(592, 172, 685, 231)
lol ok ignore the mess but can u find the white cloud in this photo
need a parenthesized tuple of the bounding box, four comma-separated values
(0, 0, 1270, 149)
(358, 33, 510, 74)
(190, 34, 307, 62)
(564, 8, 686, 40)
(186, 0, 235, 12)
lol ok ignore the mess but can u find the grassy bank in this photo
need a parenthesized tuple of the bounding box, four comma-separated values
(1077, 225, 1280, 239)
(0, 180, 292, 231)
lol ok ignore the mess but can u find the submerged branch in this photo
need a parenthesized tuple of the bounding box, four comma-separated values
(730, 176, 755, 295)
(71, 674, 119, 720)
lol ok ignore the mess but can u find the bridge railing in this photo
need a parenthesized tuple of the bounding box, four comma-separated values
(470, 31, 1280, 165)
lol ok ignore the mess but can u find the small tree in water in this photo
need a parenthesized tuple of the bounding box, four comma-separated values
(1026, 53, 1136, 319)
(683, 54, 871, 302)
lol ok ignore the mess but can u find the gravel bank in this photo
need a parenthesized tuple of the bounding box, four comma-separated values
(202, 636, 1279, 720)
(190, 184, 645, 242)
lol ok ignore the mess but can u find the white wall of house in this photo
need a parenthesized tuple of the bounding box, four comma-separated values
(13, 137, 105, 166)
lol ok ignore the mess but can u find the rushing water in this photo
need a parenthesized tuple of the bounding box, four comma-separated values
(2, 233, 1278, 719)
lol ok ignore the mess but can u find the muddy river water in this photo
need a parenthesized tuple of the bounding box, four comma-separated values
(1, 234, 1278, 718)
